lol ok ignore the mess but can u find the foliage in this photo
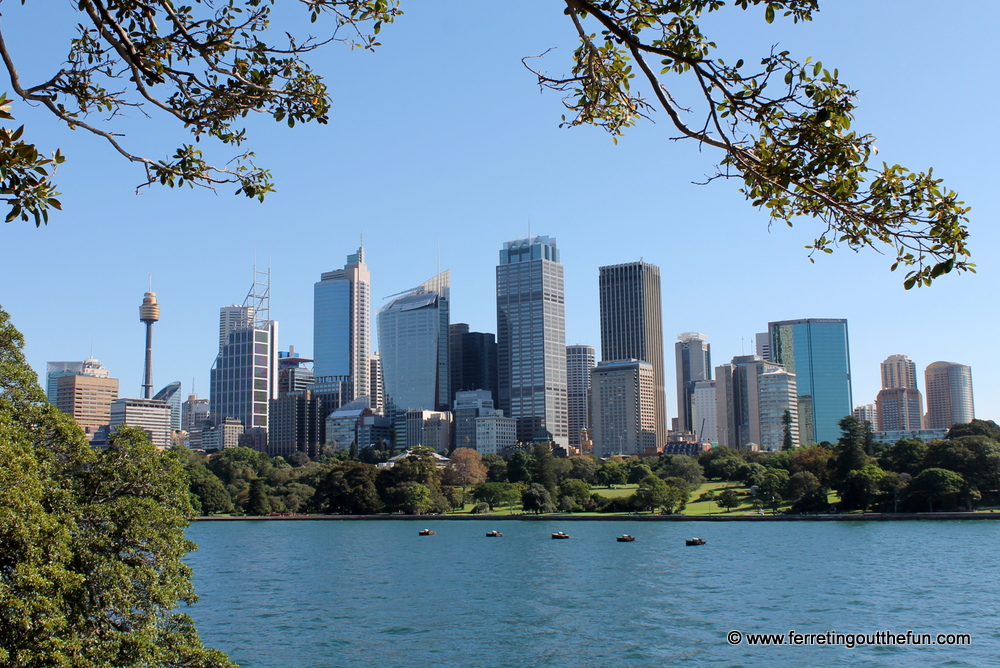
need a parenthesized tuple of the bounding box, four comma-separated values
(568, 456, 599, 484)
(507, 450, 534, 484)
(652, 455, 706, 487)
(312, 460, 383, 515)
(188, 463, 234, 515)
(789, 445, 833, 485)
(0, 0, 401, 221)
(878, 438, 927, 476)
(530, 443, 559, 493)
(471, 482, 519, 511)
(782, 410, 794, 450)
(0, 96, 63, 226)
(559, 478, 592, 507)
(830, 416, 873, 488)
(595, 459, 627, 487)
(383, 481, 434, 514)
(837, 464, 884, 512)
(247, 478, 272, 516)
(0, 306, 233, 667)
(715, 489, 741, 512)
(530, 0, 972, 287)
(446, 447, 488, 488)
(908, 468, 964, 512)
(786, 470, 821, 502)
(627, 463, 654, 485)
(521, 483, 556, 514)
(699, 447, 745, 480)
(946, 420, 1000, 441)
(482, 453, 509, 483)
(758, 468, 790, 512)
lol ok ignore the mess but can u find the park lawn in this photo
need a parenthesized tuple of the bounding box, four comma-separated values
(590, 484, 639, 499)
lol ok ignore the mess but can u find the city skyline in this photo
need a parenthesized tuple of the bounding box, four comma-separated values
(4, 1, 999, 424)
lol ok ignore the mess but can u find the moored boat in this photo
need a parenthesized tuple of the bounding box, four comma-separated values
(551, 532, 570, 539)
(686, 538, 707, 546)
(486, 530, 503, 537)
(419, 529, 436, 536)
(617, 535, 636, 542)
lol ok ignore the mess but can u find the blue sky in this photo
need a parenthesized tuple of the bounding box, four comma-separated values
(2, 0, 997, 423)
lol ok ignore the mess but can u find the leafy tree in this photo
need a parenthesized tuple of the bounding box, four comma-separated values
(782, 410, 795, 450)
(715, 489, 741, 513)
(908, 468, 965, 512)
(946, 420, 1000, 441)
(312, 461, 383, 515)
(790, 445, 834, 485)
(653, 455, 706, 487)
(188, 464, 234, 515)
(631, 475, 670, 513)
(358, 444, 390, 465)
(383, 481, 434, 515)
(482, 454, 509, 483)
(559, 478, 593, 507)
(736, 462, 767, 488)
(528, 0, 971, 288)
(786, 470, 821, 503)
(0, 306, 233, 666)
(530, 443, 558, 493)
(286, 451, 311, 468)
(837, 464, 885, 512)
(448, 448, 488, 488)
(471, 482, 519, 511)
(627, 463, 654, 485)
(568, 456, 599, 485)
(758, 468, 790, 512)
(521, 483, 556, 514)
(879, 438, 928, 476)
(791, 488, 831, 514)
(595, 460, 627, 487)
(247, 479, 272, 516)
(830, 416, 873, 488)
(700, 447, 745, 481)
(506, 450, 534, 484)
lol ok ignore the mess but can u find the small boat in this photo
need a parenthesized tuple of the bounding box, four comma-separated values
(419, 529, 436, 536)
(486, 530, 503, 537)
(686, 538, 707, 546)
(551, 532, 570, 539)
(617, 535, 636, 542)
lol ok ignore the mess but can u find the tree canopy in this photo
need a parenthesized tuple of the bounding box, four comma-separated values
(0, 0, 971, 286)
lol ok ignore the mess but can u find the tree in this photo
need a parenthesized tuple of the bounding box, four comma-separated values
(448, 448, 488, 489)
(830, 416, 873, 488)
(0, 306, 233, 667)
(758, 468, 790, 513)
(482, 454, 509, 482)
(4, 3, 971, 287)
(384, 481, 434, 515)
(507, 450, 534, 484)
(631, 475, 671, 513)
(837, 464, 885, 512)
(653, 455, 706, 487)
(188, 464, 234, 515)
(595, 460, 627, 487)
(908, 468, 964, 512)
(521, 483, 556, 514)
(471, 482, 519, 511)
(790, 445, 834, 485)
(786, 470, 821, 503)
(558, 478, 592, 508)
(879, 438, 927, 476)
(530, 443, 558, 493)
(247, 478, 272, 516)
(627, 463, 654, 485)
(568, 456, 599, 484)
(782, 410, 795, 450)
(716, 489, 741, 513)
(946, 420, 1000, 441)
(528, 0, 971, 288)
(700, 447, 745, 481)
(312, 461, 383, 515)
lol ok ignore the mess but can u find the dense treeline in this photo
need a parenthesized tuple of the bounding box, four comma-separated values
(696, 417, 1000, 513)
(183, 418, 1000, 516)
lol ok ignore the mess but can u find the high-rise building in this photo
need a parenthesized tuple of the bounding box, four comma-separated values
(269, 389, 327, 458)
(715, 355, 798, 451)
(598, 261, 666, 445)
(853, 403, 878, 428)
(369, 353, 384, 414)
(56, 372, 119, 440)
(182, 393, 210, 448)
(314, 246, 371, 403)
(924, 362, 974, 429)
(475, 413, 517, 456)
(152, 381, 182, 432)
(449, 323, 499, 407)
(402, 409, 452, 452)
(109, 397, 172, 449)
(378, 271, 450, 413)
(675, 332, 711, 433)
(692, 379, 717, 443)
(452, 389, 499, 451)
(881, 354, 918, 390)
(210, 269, 278, 433)
(47, 358, 110, 404)
(591, 359, 657, 457)
(768, 318, 852, 445)
(496, 236, 568, 446)
(755, 332, 771, 362)
(566, 344, 595, 448)
(277, 348, 315, 394)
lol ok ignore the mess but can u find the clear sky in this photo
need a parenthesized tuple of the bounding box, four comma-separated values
(2, 0, 997, 424)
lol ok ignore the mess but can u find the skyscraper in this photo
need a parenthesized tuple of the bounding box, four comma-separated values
(714, 355, 798, 451)
(55, 372, 119, 440)
(46, 358, 110, 404)
(590, 359, 657, 456)
(768, 318, 852, 445)
(152, 381, 183, 431)
(314, 246, 370, 403)
(210, 269, 278, 433)
(566, 344, 595, 448)
(598, 261, 666, 445)
(924, 362, 974, 429)
(876, 354, 923, 431)
(378, 271, 450, 413)
(675, 332, 711, 433)
(496, 236, 568, 446)
(449, 323, 499, 406)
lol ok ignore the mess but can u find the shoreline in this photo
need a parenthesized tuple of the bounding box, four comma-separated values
(193, 512, 1000, 522)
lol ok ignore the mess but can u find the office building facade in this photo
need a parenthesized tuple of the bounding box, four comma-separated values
(56, 373, 119, 440)
(715, 355, 798, 451)
(590, 359, 657, 457)
(449, 323, 499, 407)
(675, 332, 711, 433)
(566, 344, 595, 448)
(314, 246, 371, 403)
(46, 358, 111, 404)
(109, 397, 172, 449)
(924, 361, 974, 429)
(378, 271, 450, 413)
(496, 236, 568, 446)
(768, 318, 852, 445)
(598, 261, 666, 445)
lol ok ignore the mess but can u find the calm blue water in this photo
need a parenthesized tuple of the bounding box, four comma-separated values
(185, 520, 999, 667)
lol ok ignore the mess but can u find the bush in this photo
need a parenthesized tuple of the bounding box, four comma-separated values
(471, 502, 491, 514)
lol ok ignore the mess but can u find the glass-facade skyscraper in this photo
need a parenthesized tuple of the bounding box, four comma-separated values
(675, 332, 711, 434)
(313, 247, 370, 403)
(768, 318, 852, 445)
(598, 261, 666, 446)
(497, 236, 568, 447)
(566, 344, 595, 448)
(377, 271, 450, 413)
(924, 361, 974, 429)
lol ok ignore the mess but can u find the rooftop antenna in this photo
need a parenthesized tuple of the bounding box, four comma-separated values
(436, 236, 441, 276)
